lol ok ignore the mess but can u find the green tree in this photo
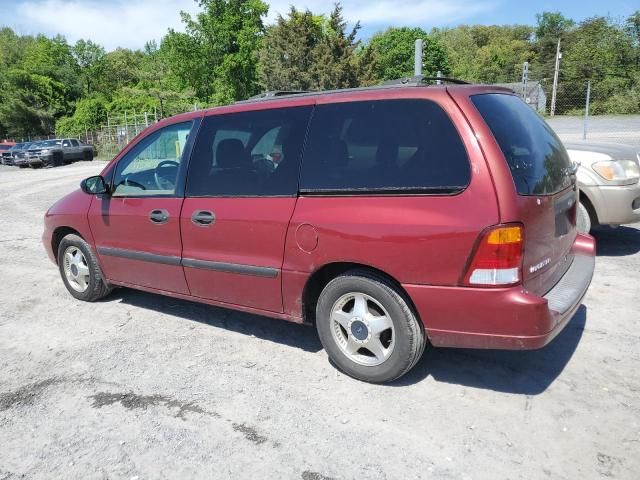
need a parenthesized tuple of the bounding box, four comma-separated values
(558, 16, 637, 114)
(310, 3, 362, 90)
(139, 41, 194, 117)
(433, 24, 533, 82)
(259, 7, 324, 91)
(367, 27, 450, 81)
(95, 48, 144, 96)
(533, 12, 575, 81)
(625, 11, 640, 69)
(431, 26, 479, 80)
(163, 0, 268, 104)
(72, 39, 106, 94)
(1, 33, 80, 136)
(55, 94, 109, 136)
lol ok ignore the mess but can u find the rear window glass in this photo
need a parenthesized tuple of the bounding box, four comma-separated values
(471, 94, 573, 196)
(300, 99, 470, 193)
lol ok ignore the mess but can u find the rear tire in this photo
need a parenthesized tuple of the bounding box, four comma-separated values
(57, 234, 111, 302)
(315, 269, 426, 383)
(576, 201, 592, 234)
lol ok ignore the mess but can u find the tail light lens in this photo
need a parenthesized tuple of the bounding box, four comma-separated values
(463, 225, 524, 287)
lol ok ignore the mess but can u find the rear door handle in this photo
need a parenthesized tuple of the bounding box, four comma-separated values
(149, 209, 170, 224)
(191, 210, 215, 226)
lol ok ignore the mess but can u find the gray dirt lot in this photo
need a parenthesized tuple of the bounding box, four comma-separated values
(1, 162, 639, 480)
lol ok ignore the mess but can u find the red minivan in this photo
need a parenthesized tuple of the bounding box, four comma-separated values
(43, 80, 595, 383)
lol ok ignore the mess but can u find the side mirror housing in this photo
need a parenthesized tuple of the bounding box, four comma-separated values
(80, 175, 109, 195)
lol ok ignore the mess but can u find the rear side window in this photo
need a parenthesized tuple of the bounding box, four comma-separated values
(187, 106, 312, 197)
(471, 94, 573, 196)
(300, 99, 470, 193)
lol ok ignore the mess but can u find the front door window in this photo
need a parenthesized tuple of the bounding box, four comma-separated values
(112, 122, 193, 197)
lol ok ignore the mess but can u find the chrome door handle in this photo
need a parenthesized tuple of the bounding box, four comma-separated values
(149, 209, 169, 224)
(191, 210, 215, 226)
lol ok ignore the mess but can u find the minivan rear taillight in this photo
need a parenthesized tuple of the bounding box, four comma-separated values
(463, 225, 523, 287)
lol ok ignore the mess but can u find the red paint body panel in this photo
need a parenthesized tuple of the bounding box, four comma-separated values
(411, 233, 595, 349)
(88, 196, 189, 294)
(283, 193, 497, 284)
(108, 278, 303, 323)
(180, 197, 297, 312)
(43, 189, 96, 262)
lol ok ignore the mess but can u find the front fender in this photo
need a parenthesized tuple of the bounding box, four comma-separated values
(43, 189, 95, 263)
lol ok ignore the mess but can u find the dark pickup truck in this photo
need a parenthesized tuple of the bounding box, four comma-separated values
(27, 139, 97, 167)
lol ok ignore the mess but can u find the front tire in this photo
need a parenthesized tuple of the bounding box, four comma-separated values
(83, 150, 93, 161)
(576, 201, 592, 234)
(316, 270, 426, 383)
(57, 234, 111, 301)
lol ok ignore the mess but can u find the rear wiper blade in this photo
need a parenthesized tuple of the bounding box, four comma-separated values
(562, 162, 580, 176)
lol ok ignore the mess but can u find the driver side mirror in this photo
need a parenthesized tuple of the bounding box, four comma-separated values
(80, 175, 109, 195)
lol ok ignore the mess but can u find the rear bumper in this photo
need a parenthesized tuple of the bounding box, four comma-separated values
(582, 183, 640, 226)
(404, 233, 596, 350)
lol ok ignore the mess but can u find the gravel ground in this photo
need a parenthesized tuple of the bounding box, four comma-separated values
(0, 162, 639, 480)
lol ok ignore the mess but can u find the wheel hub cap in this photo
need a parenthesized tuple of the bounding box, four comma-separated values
(349, 319, 369, 341)
(330, 292, 395, 367)
(62, 246, 90, 293)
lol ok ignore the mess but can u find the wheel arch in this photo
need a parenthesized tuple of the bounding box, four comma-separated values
(301, 262, 422, 327)
(51, 226, 84, 264)
(579, 189, 599, 226)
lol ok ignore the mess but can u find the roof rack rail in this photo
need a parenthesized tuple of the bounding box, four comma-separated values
(245, 90, 309, 101)
(382, 75, 470, 86)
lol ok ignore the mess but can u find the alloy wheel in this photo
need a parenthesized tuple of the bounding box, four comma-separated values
(330, 292, 395, 366)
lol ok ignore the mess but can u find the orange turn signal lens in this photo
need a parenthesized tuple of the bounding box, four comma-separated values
(486, 226, 523, 245)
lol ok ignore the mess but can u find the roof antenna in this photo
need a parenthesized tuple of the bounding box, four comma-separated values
(414, 39, 423, 76)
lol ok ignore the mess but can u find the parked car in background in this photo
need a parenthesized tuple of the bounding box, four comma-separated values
(2, 142, 24, 165)
(13, 142, 36, 168)
(0, 141, 16, 157)
(43, 80, 595, 383)
(566, 142, 640, 233)
(28, 138, 96, 168)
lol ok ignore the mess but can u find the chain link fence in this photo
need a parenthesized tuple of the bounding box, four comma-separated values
(496, 73, 640, 147)
(90, 111, 159, 159)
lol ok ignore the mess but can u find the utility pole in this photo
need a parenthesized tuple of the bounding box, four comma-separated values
(583, 80, 591, 140)
(521, 61, 529, 101)
(550, 39, 562, 116)
(414, 39, 423, 76)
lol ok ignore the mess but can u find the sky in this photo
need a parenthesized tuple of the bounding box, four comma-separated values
(1, 0, 638, 51)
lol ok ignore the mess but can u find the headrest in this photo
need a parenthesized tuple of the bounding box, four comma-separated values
(216, 139, 246, 168)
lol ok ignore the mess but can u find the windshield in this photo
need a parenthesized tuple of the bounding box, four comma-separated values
(471, 93, 573, 196)
(38, 140, 61, 148)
